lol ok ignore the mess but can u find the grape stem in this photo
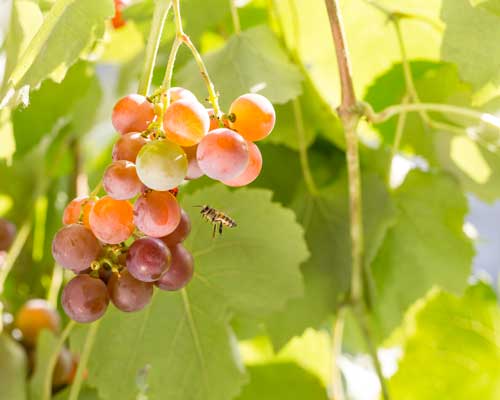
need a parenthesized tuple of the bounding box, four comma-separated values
(42, 321, 76, 400)
(68, 320, 101, 400)
(230, 0, 241, 34)
(137, 0, 172, 96)
(324, 1, 390, 399)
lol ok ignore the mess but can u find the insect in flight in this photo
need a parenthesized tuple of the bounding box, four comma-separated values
(195, 205, 237, 237)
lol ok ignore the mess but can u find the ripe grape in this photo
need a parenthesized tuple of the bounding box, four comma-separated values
(229, 93, 275, 141)
(156, 244, 194, 291)
(127, 237, 171, 282)
(112, 94, 155, 134)
(103, 160, 143, 200)
(166, 87, 197, 103)
(134, 190, 181, 237)
(183, 145, 204, 180)
(0, 218, 16, 251)
(52, 347, 74, 387)
(52, 224, 101, 272)
(62, 197, 95, 228)
(15, 299, 61, 347)
(62, 275, 109, 323)
(164, 99, 209, 146)
(136, 140, 187, 191)
(112, 132, 149, 163)
(223, 141, 263, 187)
(161, 209, 191, 247)
(196, 128, 249, 181)
(89, 196, 135, 244)
(107, 270, 153, 312)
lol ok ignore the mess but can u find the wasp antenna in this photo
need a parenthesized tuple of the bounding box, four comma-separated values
(193, 205, 204, 208)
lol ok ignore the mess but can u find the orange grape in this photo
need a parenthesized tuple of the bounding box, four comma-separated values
(223, 141, 263, 187)
(89, 196, 135, 244)
(63, 197, 95, 228)
(103, 160, 143, 200)
(166, 87, 197, 103)
(112, 94, 155, 134)
(112, 132, 149, 163)
(164, 99, 209, 146)
(15, 299, 61, 347)
(229, 93, 275, 141)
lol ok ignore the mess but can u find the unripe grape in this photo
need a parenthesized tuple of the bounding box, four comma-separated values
(62, 275, 109, 323)
(15, 299, 61, 347)
(164, 99, 209, 146)
(112, 94, 155, 134)
(52, 224, 101, 272)
(155, 244, 194, 291)
(103, 160, 143, 200)
(136, 141, 187, 191)
(134, 190, 181, 237)
(166, 87, 198, 103)
(52, 347, 74, 387)
(62, 197, 95, 228)
(107, 270, 153, 312)
(0, 218, 16, 251)
(127, 237, 171, 282)
(89, 196, 135, 244)
(161, 209, 191, 247)
(196, 128, 249, 181)
(222, 141, 263, 187)
(229, 93, 275, 141)
(112, 132, 149, 163)
(183, 145, 204, 180)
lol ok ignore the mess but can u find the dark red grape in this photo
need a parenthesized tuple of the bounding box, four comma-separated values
(126, 237, 171, 282)
(0, 218, 16, 251)
(161, 209, 191, 247)
(155, 244, 194, 291)
(107, 270, 153, 312)
(62, 275, 109, 323)
(52, 224, 101, 272)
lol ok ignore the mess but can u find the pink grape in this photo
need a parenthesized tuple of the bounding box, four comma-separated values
(126, 237, 171, 282)
(107, 270, 153, 312)
(222, 141, 263, 186)
(103, 160, 143, 200)
(196, 128, 249, 181)
(183, 145, 204, 180)
(112, 132, 149, 162)
(134, 190, 181, 237)
(112, 94, 155, 134)
(62, 275, 109, 323)
(155, 244, 194, 291)
(161, 209, 191, 247)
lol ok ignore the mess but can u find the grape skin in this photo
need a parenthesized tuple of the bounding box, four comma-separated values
(15, 299, 61, 347)
(229, 93, 275, 141)
(62, 275, 109, 323)
(156, 243, 194, 291)
(183, 145, 204, 180)
(164, 99, 210, 147)
(52, 224, 101, 272)
(196, 128, 249, 181)
(112, 132, 149, 163)
(136, 141, 188, 191)
(127, 237, 171, 282)
(112, 94, 155, 134)
(134, 190, 181, 237)
(89, 196, 135, 244)
(166, 87, 198, 103)
(161, 209, 191, 247)
(62, 197, 95, 228)
(223, 141, 263, 187)
(103, 160, 143, 200)
(108, 270, 153, 312)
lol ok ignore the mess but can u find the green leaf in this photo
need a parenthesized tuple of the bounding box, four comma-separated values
(1, 0, 113, 107)
(441, 0, 500, 92)
(0, 334, 28, 400)
(73, 186, 308, 400)
(0, 108, 15, 161)
(236, 362, 329, 400)
(29, 330, 57, 400)
(470, 0, 500, 16)
(267, 173, 396, 348)
(177, 26, 303, 110)
(389, 282, 500, 400)
(12, 62, 102, 157)
(371, 171, 474, 339)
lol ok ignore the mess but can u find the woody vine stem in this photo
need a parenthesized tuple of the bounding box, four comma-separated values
(323, 0, 390, 399)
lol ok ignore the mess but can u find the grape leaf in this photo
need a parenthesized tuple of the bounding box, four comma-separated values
(72, 187, 308, 400)
(371, 171, 474, 340)
(469, 0, 500, 16)
(389, 282, 500, 400)
(267, 173, 396, 348)
(0, 334, 27, 400)
(236, 362, 328, 400)
(176, 26, 303, 109)
(441, 0, 500, 92)
(0, 0, 113, 107)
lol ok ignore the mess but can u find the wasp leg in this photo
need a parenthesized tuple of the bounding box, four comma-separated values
(219, 223, 223, 235)
(212, 223, 217, 238)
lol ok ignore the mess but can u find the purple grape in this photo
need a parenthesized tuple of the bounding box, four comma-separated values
(62, 275, 109, 323)
(107, 270, 153, 312)
(52, 224, 101, 272)
(0, 218, 16, 251)
(126, 237, 171, 282)
(155, 244, 194, 291)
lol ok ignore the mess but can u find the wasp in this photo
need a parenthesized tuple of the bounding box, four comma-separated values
(196, 205, 237, 237)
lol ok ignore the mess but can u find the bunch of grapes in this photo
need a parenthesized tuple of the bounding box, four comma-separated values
(52, 87, 275, 323)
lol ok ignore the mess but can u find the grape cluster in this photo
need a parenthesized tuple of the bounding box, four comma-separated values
(52, 87, 275, 323)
